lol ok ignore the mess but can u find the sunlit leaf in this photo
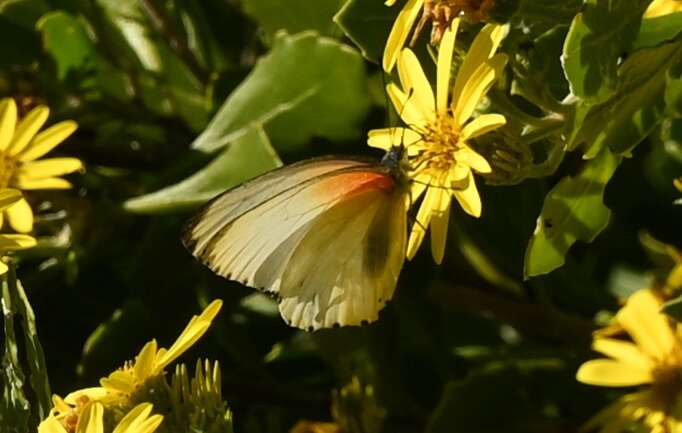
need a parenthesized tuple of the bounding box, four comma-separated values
(562, 0, 650, 103)
(635, 12, 682, 49)
(567, 41, 682, 157)
(242, 0, 344, 40)
(191, 31, 371, 153)
(524, 148, 622, 278)
(124, 125, 281, 213)
(93, 0, 210, 130)
(36, 11, 96, 80)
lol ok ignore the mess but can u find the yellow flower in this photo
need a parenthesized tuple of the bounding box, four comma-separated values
(576, 289, 682, 433)
(65, 300, 223, 406)
(0, 98, 81, 233)
(369, 20, 508, 263)
(39, 399, 163, 433)
(644, 0, 682, 18)
(0, 188, 36, 274)
(382, 0, 496, 72)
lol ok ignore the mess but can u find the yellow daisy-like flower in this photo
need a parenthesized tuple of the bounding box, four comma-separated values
(65, 300, 223, 406)
(0, 188, 36, 274)
(576, 289, 682, 433)
(644, 0, 682, 18)
(0, 97, 81, 233)
(369, 19, 508, 263)
(39, 399, 163, 433)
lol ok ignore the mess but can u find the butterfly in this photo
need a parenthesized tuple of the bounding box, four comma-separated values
(182, 147, 411, 331)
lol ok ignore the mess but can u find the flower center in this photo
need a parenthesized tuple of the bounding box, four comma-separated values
(416, 115, 462, 172)
(0, 153, 17, 189)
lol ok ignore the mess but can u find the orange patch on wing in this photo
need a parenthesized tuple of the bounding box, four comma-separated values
(330, 172, 396, 197)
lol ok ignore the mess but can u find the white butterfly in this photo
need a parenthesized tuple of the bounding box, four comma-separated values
(182, 149, 409, 331)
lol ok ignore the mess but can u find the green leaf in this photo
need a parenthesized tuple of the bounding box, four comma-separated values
(1, 267, 51, 433)
(333, 0, 398, 64)
(191, 31, 371, 153)
(666, 61, 682, 117)
(0, 0, 45, 68)
(567, 41, 682, 157)
(36, 11, 96, 80)
(124, 125, 281, 213)
(635, 12, 682, 50)
(426, 366, 532, 433)
(561, 0, 651, 104)
(524, 148, 622, 278)
(663, 294, 682, 321)
(242, 0, 344, 40)
(93, 0, 210, 130)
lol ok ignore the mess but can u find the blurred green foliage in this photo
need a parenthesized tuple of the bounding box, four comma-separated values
(0, 0, 681, 432)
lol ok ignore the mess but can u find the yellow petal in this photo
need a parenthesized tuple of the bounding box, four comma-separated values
(52, 394, 73, 414)
(397, 49, 435, 118)
(113, 403, 163, 433)
(453, 171, 482, 217)
(77, 402, 104, 433)
(134, 340, 158, 382)
(64, 387, 108, 406)
(13, 177, 72, 190)
(408, 172, 430, 206)
(407, 184, 438, 260)
(7, 106, 49, 156)
(385, 0, 397, 5)
(437, 19, 459, 114)
(576, 359, 652, 386)
(154, 300, 223, 371)
(455, 145, 491, 173)
(617, 289, 676, 361)
(382, 0, 423, 72)
(0, 234, 37, 252)
(18, 158, 83, 178)
(6, 197, 33, 233)
(644, 0, 682, 18)
(18, 120, 78, 162)
(460, 113, 506, 139)
(429, 184, 451, 264)
(0, 98, 17, 152)
(0, 189, 22, 211)
(100, 370, 137, 394)
(451, 23, 507, 108)
(452, 54, 508, 127)
(0, 261, 7, 275)
(367, 127, 423, 154)
(386, 82, 432, 129)
(38, 415, 68, 433)
(592, 338, 653, 368)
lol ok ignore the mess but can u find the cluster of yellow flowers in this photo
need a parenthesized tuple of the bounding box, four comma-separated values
(38, 300, 223, 433)
(374, 2, 682, 433)
(0, 97, 82, 274)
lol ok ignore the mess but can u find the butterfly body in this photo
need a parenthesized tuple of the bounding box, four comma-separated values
(182, 149, 409, 331)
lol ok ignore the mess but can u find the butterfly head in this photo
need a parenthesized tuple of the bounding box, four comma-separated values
(380, 145, 412, 188)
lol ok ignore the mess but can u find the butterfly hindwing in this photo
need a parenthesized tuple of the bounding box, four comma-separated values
(278, 183, 406, 329)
